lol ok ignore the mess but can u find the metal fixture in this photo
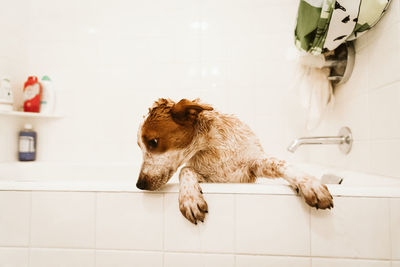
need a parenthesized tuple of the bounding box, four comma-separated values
(287, 127, 353, 154)
(324, 42, 355, 85)
(321, 174, 343, 185)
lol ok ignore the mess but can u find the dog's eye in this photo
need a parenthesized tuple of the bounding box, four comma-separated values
(147, 139, 159, 150)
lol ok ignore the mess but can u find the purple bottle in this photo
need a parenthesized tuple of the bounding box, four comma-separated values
(18, 124, 36, 161)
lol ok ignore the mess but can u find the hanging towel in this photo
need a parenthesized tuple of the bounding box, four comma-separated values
(294, 0, 392, 55)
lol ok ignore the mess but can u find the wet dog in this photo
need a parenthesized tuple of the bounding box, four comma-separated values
(137, 98, 333, 224)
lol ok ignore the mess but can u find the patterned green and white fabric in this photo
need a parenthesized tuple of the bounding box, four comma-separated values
(295, 0, 392, 55)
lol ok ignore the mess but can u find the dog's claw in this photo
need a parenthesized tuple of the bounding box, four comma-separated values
(298, 177, 334, 210)
(179, 188, 208, 225)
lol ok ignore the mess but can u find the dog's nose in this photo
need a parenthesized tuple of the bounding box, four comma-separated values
(136, 178, 148, 190)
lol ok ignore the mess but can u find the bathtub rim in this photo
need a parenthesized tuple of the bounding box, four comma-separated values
(0, 161, 399, 198)
(0, 181, 399, 198)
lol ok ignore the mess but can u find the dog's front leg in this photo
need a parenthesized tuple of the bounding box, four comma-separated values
(250, 158, 334, 209)
(178, 167, 208, 225)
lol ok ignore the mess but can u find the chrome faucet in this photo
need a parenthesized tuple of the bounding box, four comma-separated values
(287, 127, 353, 154)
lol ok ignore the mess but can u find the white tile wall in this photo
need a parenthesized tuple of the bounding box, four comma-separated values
(0, 192, 31, 247)
(369, 83, 400, 140)
(164, 252, 234, 267)
(235, 195, 310, 256)
(311, 197, 391, 259)
(370, 140, 400, 178)
(96, 193, 163, 250)
(30, 192, 95, 248)
(235, 255, 311, 267)
(393, 261, 400, 267)
(0, 247, 29, 267)
(29, 248, 94, 267)
(164, 193, 235, 253)
(0, 191, 398, 266)
(391, 198, 400, 260)
(311, 258, 390, 267)
(95, 250, 163, 267)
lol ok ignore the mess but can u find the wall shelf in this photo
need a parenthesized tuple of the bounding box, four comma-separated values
(0, 110, 63, 119)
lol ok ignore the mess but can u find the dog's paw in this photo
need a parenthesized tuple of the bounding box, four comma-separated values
(298, 177, 334, 209)
(179, 188, 208, 225)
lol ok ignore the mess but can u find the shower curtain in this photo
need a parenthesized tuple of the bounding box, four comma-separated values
(295, 0, 392, 55)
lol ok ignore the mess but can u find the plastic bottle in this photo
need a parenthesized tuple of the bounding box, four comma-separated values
(18, 124, 37, 161)
(23, 76, 42, 113)
(0, 78, 13, 111)
(40, 75, 55, 114)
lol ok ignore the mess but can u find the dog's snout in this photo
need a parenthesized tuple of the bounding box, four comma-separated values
(136, 176, 149, 190)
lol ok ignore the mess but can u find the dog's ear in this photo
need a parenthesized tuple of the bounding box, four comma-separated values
(171, 99, 213, 125)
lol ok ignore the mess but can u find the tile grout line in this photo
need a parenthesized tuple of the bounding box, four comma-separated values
(162, 193, 166, 267)
(0, 245, 394, 261)
(94, 192, 97, 267)
(309, 204, 312, 266)
(28, 191, 33, 267)
(388, 198, 392, 261)
(233, 194, 237, 266)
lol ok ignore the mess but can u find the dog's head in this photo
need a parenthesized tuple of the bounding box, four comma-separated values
(136, 98, 213, 190)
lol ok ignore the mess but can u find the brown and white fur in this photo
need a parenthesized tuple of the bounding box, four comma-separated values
(137, 98, 333, 224)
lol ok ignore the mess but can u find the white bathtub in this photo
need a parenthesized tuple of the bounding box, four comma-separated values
(1, 162, 399, 197)
(0, 162, 399, 267)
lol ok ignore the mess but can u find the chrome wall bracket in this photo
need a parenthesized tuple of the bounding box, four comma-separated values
(325, 42, 355, 85)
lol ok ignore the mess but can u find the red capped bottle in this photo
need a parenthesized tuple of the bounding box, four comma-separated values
(23, 76, 42, 113)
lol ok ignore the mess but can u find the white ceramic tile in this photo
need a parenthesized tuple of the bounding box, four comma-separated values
(199, 61, 228, 90)
(95, 250, 162, 267)
(235, 194, 310, 256)
(164, 193, 235, 253)
(230, 34, 291, 63)
(312, 258, 390, 267)
(334, 48, 369, 100)
(164, 253, 234, 267)
(201, 35, 232, 60)
(391, 198, 400, 260)
(29, 248, 94, 267)
(96, 193, 163, 250)
(311, 197, 391, 259)
(0, 191, 30, 246)
(371, 140, 400, 178)
(236, 255, 311, 267)
(30, 192, 95, 248)
(96, 0, 200, 37)
(329, 141, 371, 174)
(174, 35, 201, 62)
(369, 83, 400, 140)
(0, 248, 29, 267)
(327, 92, 370, 141)
(98, 37, 175, 67)
(227, 60, 256, 88)
(368, 23, 400, 90)
(393, 261, 400, 267)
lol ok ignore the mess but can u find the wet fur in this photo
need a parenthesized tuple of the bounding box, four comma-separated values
(137, 99, 333, 224)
